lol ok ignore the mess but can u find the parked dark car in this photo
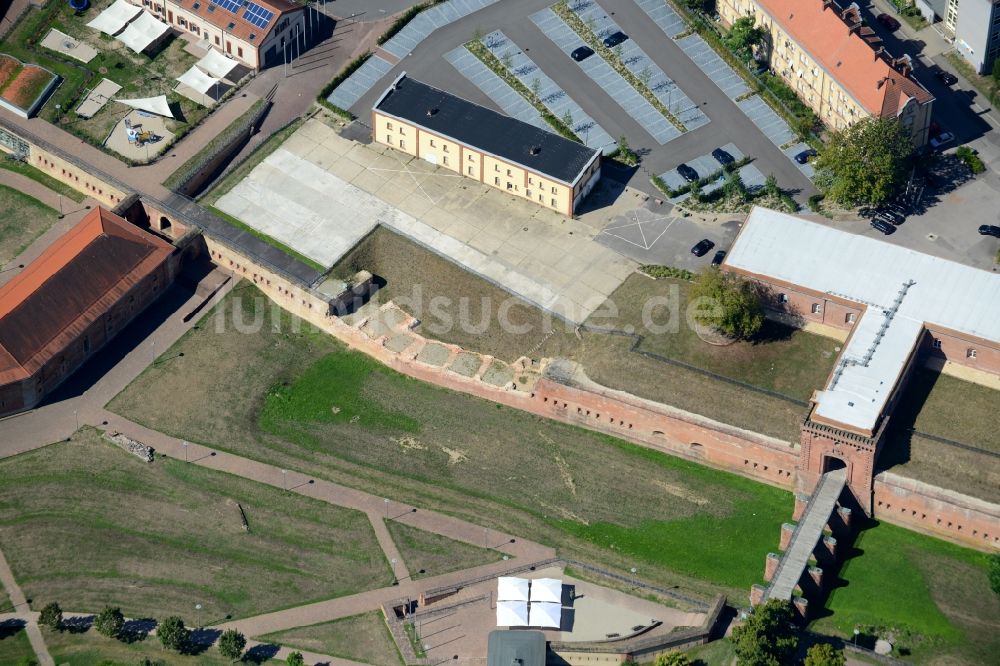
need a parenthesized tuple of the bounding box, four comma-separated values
(603, 31, 628, 48)
(711, 148, 735, 166)
(711, 249, 726, 266)
(875, 208, 905, 225)
(691, 239, 715, 256)
(876, 13, 900, 31)
(677, 163, 699, 182)
(571, 46, 594, 62)
(979, 224, 1000, 237)
(934, 69, 958, 86)
(794, 148, 817, 164)
(871, 219, 896, 235)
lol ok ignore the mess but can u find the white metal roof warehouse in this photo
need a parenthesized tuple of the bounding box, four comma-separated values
(723, 207, 1000, 434)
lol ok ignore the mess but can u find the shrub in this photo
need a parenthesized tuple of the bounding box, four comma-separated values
(157, 616, 189, 653)
(94, 606, 125, 639)
(218, 628, 247, 661)
(805, 642, 846, 666)
(989, 553, 1000, 597)
(956, 146, 986, 174)
(640, 265, 694, 280)
(317, 51, 372, 120)
(39, 602, 62, 631)
(807, 193, 825, 212)
(654, 651, 692, 666)
(377, 2, 441, 45)
(287, 652, 305, 666)
(689, 266, 765, 339)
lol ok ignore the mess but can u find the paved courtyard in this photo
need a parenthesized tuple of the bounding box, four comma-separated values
(217, 119, 637, 323)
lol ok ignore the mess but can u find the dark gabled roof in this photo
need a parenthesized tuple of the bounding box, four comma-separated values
(0, 208, 173, 384)
(487, 631, 546, 666)
(374, 75, 599, 185)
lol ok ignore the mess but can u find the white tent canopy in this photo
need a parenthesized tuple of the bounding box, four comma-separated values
(176, 65, 221, 95)
(117, 11, 170, 53)
(86, 0, 142, 36)
(529, 601, 562, 629)
(529, 578, 563, 604)
(119, 94, 174, 118)
(196, 48, 238, 80)
(497, 577, 529, 602)
(496, 600, 529, 627)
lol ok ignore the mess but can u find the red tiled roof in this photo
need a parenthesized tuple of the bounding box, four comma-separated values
(0, 208, 173, 385)
(171, 0, 302, 44)
(756, 0, 933, 116)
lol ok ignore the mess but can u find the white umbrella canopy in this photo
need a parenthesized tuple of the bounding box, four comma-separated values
(497, 576, 529, 602)
(496, 600, 529, 627)
(117, 11, 170, 53)
(196, 48, 239, 80)
(528, 578, 562, 604)
(86, 0, 143, 35)
(176, 65, 221, 94)
(118, 94, 175, 118)
(529, 601, 561, 629)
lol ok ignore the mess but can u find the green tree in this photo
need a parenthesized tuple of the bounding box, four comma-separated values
(218, 629, 246, 661)
(688, 178, 703, 202)
(654, 651, 693, 666)
(724, 17, 765, 62)
(157, 616, 189, 653)
(531, 77, 542, 101)
(988, 553, 1000, 597)
(287, 652, 306, 666)
(16, 658, 39, 666)
(813, 116, 913, 206)
(689, 267, 765, 340)
(562, 109, 574, 130)
(732, 600, 799, 666)
(763, 173, 779, 198)
(39, 602, 62, 631)
(723, 170, 748, 203)
(804, 643, 845, 666)
(94, 606, 125, 639)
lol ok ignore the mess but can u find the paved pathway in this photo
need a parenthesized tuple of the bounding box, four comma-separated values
(0, 547, 53, 666)
(766, 469, 846, 602)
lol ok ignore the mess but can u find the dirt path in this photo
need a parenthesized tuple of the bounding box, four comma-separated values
(0, 547, 54, 666)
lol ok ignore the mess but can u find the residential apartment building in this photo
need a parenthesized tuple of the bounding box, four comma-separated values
(372, 74, 602, 217)
(916, 0, 1000, 74)
(127, 0, 306, 70)
(719, 0, 935, 148)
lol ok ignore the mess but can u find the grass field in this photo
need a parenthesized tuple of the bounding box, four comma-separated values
(0, 184, 59, 265)
(880, 369, 1000, 503)
(680, 638, 735, 666)
(260, 611, 403, 665)
(813, 521, 1000, 664)
(44, 626, 259, 665)
(0, 622, 35, 665)
(108, 286, 791, 600)
(0, 428, 391, 622)
(333, 229, 828, 442)
(0, 157, 86, 203)
(384, 520, 503, 579)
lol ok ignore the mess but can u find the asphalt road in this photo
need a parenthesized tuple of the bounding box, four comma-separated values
(348, 0, 817, 201)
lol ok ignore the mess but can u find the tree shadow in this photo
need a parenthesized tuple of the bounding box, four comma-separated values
(186, 627, 222, 655)
(244, 643, 280, 663)
(120, 618, 157, 643)
(0, 619, 27, 640)
(62, 615, 93, 634)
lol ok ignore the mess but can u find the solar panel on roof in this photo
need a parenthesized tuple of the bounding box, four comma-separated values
(242, 1, 274, 28)
(209, 0, 244, 13)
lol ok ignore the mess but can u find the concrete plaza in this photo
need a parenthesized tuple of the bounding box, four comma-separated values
(217, 119, 637, 323)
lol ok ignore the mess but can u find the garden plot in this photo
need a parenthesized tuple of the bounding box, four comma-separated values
(531, 8, 679, 144)
(568, 0, 709, 130)
(444, 46, 548, 131)
(479, 30, 616, 153)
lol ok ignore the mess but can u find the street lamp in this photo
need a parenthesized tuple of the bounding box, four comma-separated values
(195, 603, 202, 627)
(281, 469, 287, 490)
(384, 497, 390, 519)
(182, 440, 189, 461)
(630, 567, 637, 589)
(853, 627, 860, 647)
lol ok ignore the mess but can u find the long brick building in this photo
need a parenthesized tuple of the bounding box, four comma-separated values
(718, 0, 935, 147)
(372, 74, 602, 217)
(0, 208, 176, 417)
(723, 208, 1000, 512)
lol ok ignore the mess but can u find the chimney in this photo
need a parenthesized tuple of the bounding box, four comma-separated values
(823, 0, 833, 8)
(874, 45, 886, 61)
(529, 146, 541, 155)
(895, 53, 913, 77)
(426, 107, 439, 117)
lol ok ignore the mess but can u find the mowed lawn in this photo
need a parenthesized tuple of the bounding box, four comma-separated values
(44, 628, 242, 666)
(814, 521, 1000, 665)
(0, 623, 35, 665)
(0, 428, 391, 622)
(109, 286, 791, 600)
(332, 229, 834, 442)
(384, 520, 504, 579)
(0, 183, 60, 265)
(261, 611, 403, 666)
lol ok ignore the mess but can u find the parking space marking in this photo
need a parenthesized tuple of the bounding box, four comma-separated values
(600, 211, 677, 251)
(327, 55, 393, 112)
(530, 7, 680, 144)
(381, 0, 499, 59)
(478, 31, 617, 153)
(782, 142, 816, 178)
(444, 46, 550, 132)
